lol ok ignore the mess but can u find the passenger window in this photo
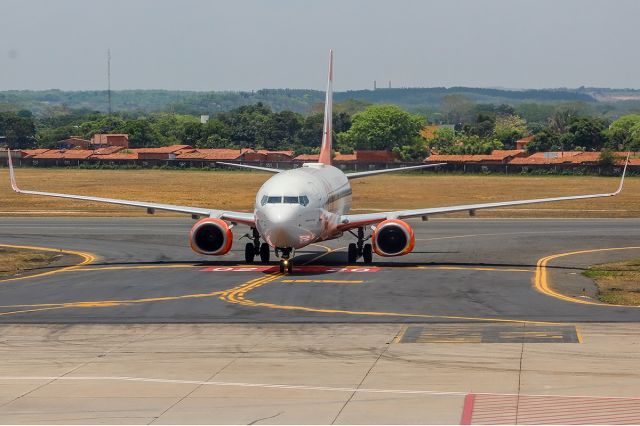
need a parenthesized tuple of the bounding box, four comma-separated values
(299, 195, 309, 206)
(283, 196, 299, 204)
(267, 196, 282, 204)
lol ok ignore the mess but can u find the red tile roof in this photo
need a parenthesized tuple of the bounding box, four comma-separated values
(256, 150, 294, 157)
(21, 149, 51, 158)
(294, 154, 319, 161)
(93, 146, 124, 155)
(133, 145, 192, 154)
(33, 150, 95, 160)
(334, 152, 357, 162)
(355, 150, 398, 162)
(516, 135, 535, 143)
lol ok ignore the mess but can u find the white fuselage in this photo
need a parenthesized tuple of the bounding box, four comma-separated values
(254, 163, 351, 250)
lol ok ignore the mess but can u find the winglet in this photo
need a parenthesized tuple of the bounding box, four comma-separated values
(614, 152, 631, 195)
(318, 49, 333, 165)
(7, 149, 20, 193)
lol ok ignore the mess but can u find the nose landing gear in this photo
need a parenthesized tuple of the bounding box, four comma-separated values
(277, 247, 293, 273)
(244, 228, 270, 264)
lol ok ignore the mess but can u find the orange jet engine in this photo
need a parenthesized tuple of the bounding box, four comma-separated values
(189, 218, 233, 255)
(371, 219, 415, 257)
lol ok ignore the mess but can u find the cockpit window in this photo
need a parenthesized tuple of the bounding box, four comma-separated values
(262, 195, 310, 206)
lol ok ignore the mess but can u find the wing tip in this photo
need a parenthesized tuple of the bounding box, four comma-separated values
(7, 148, 20, 193)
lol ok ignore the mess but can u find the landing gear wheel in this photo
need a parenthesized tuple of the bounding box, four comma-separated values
(279, 261, 285, 273)
(245, 243, 255, 263)
(259, 243, 270, 263)
(348, 243, 358, 264)
(287, 260, 293, 274)
(362, 243, 373, 264)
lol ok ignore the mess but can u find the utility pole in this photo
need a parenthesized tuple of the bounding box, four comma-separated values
(107, 49, 112, 115)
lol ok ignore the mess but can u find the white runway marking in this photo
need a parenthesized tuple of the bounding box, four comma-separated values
(1, 376, 639, 402)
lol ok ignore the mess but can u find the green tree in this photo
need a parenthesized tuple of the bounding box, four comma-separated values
(492, 115, 527, 148)
(337, 104, 425, 151)
(606, 114, 640, 150)
(0, 112, 36, 149)
(525, 129, 562, 153)
(564, 117, 608, 151)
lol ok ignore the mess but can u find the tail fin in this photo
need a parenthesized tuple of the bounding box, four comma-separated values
(318, 49, 333, 165)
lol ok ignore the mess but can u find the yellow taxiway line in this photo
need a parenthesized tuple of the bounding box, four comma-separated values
(534, 246, 640, 307)
(281, 279, 363, 284)
(0, 244, 96, 284)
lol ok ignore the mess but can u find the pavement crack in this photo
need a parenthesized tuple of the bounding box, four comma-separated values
(149, 330, 271, 424)
(330, 325, 403, 425)
(515, 323, 525, 425)
(248, 411, 284, 425)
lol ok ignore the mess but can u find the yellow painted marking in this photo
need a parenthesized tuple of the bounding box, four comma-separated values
(0, 244, 96, 284)
(303, 245, 346, 265)
(218, 270, 558, 325)
(576, 326, 583, 343)
(281, 279, 363, 284)
(534, 246, 640, 307)
(414, 266, 532, 273)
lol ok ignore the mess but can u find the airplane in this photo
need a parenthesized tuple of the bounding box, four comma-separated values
(7, 50, 630, 273)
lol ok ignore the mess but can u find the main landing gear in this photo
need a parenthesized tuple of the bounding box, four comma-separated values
(244, 228, 270, 264)
(347, 227, 373, 264)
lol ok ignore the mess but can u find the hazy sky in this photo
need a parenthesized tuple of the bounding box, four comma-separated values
(1, 0, 639, 91)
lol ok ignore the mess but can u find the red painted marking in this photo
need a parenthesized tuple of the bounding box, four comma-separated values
(200, 266, 380, 273)
(460, 393, 475, 425)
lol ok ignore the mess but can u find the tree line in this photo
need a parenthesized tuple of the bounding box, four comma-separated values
(2, 98, 640, 161)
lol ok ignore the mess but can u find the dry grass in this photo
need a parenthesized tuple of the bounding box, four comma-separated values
(0, 248, 55, 278)
(0, 168, 639, 218)
(584, 259, 640, 305)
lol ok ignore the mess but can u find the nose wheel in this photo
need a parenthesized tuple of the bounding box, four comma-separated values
(277, 247, 293, 273)
(279, 258, 293, 274)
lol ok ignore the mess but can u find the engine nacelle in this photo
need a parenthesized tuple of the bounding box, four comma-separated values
(371, 219, 415, 257)
(189, 218, 233, 255)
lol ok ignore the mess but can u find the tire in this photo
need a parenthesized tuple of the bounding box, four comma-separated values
(347, 243, 358, 264)
(362, 243, 373, 264)
(245, 243, 255, 263)
(279, 261, 285, 273)
(260, 243, 270, 263)
(287, 260, 293, 274)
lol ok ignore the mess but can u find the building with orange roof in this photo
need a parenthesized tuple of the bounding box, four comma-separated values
(515, 135, 535, 150)
(55, 136, 91, 150)
(293, 153, 319, 162)
(134, 145, 192, 160)
(91, 134, 129, 148)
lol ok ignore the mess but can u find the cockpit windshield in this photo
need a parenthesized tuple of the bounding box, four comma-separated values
(261, 195, 310, 207)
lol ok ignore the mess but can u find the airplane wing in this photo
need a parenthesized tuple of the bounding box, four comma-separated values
(338, 154, 630, 230)
(7, 151, 256, 226)
(345, 163, 446, 179)
(216, 162, 282, 173)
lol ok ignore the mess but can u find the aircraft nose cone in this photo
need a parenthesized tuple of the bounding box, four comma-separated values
(262, 206, 301, 248)
(266, 206, 298, 225)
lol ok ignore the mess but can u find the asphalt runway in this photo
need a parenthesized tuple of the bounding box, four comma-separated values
(1, 217, 640, 323)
